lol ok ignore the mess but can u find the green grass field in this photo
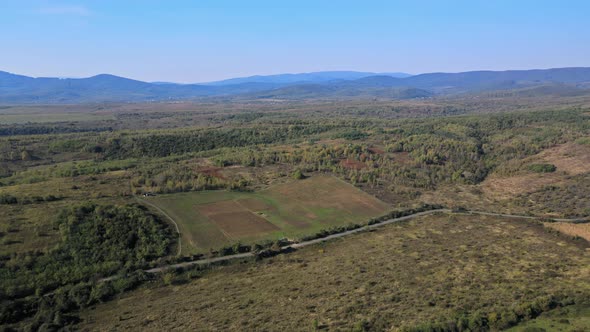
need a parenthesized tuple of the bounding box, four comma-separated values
(508, 305, 590, 331)
(146, 175, 390, 253)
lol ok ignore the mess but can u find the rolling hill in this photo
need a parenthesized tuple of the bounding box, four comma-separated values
(1, 67, 589, 103)
(203, 71, 412, 85)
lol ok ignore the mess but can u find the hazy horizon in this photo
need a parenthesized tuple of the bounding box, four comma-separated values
(1, 0, 589, 83)
(5, 66, 590, 85)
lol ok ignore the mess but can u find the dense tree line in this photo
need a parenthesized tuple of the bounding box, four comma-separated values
(0, 203, 174, 326)
(130, 162, 249, 194)
(0, 125, 112, 136)
(102, 124, 340, 159)
(401, 293, 590, 332)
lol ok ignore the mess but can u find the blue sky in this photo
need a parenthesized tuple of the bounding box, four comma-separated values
(1, 0, 589, 83)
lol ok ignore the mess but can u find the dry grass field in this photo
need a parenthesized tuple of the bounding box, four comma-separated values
(480, 173, 562, 198)
(77, 213, 590, 331)
(537, 142, 590, 176)
(480, 141, 590, 200)
(415, 140, 590, 218)
(546, 222, 590, 242)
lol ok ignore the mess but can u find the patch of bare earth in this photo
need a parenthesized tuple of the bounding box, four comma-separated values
(270, 176, 388, 215)
(536, 142, 590, 175)
(340, 158, 367, 170)
(198, 166, 226, 179)
(197, 200, 244, 217)
(480, 173, 562, 199)
(546, 222, 590, 242)
(480, 142, 590, 199)
(210, 211, 279, 239)
(368, 147, 385, 155)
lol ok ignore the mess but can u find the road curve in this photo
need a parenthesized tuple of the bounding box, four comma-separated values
(145, 209, 453, 273)
(141, 209, 588, 274)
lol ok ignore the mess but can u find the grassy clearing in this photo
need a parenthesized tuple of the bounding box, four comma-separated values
(0, 170, 133, 255)
(508, 305, 590, 331)
(146, 175, 390, 253)
(77, 214, 590, 331)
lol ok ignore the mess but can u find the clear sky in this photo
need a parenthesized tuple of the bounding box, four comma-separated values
(1, 0, 589, 83)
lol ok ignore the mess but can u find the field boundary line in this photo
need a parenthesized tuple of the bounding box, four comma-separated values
(142, 209, 589, 274)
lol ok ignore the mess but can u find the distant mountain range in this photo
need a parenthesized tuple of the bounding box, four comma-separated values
(1, 68, 589, 103)
(202, 71, 412, 86)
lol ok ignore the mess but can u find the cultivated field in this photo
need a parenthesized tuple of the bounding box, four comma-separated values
(78, 213, 590, 331)
(146, 175, 390, 253)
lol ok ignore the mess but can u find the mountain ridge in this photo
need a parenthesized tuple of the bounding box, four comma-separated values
(202, 71, 412, 86)
(1, 67, 589, 103)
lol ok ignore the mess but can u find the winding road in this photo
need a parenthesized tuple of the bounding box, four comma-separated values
(139, 209, 588, 274)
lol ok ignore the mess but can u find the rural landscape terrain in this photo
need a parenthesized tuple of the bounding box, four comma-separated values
(1, 65, 590, 331)
(4, 0, 590, 329)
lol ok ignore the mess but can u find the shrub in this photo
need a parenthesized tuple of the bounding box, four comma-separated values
(292, 169, 306, 180)
(0, 193, 18, 204)
(528, 163, 556, 173)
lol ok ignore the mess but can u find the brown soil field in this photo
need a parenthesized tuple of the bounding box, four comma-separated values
(270, 176, 389, 216)
(340, 158, 367, 170)
(330, 190, 388, 215)
(546, 222, 590, 242)
(210, 211, 279, 239)
(197, 200, 245, 217)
